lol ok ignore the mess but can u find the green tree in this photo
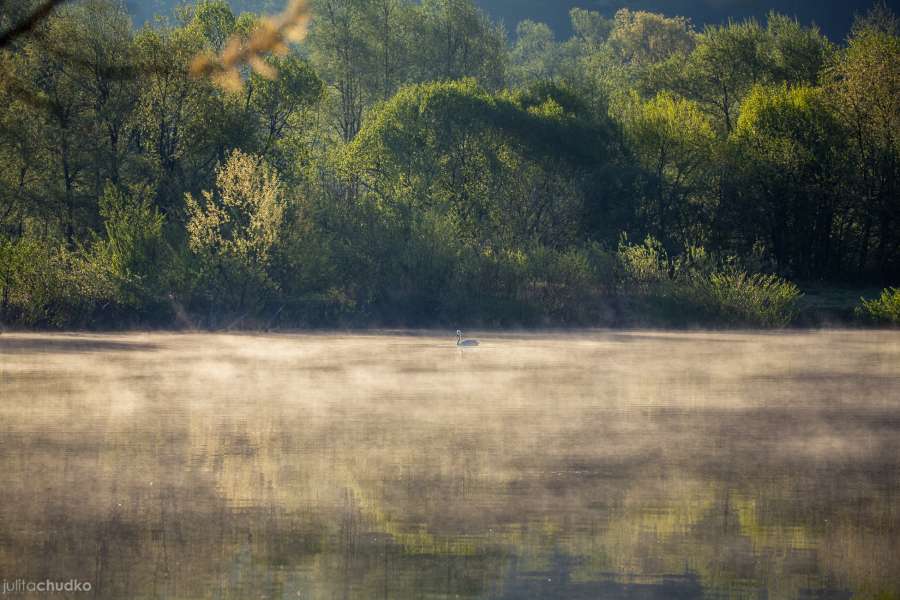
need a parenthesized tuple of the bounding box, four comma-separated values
(607, 9, 695, 69)
(14, 9, 94, 245)
(680, 19, 774, 133)
(509, 20, 560, 87)
(246, 55, 324, 173)
(413, 0, 507, 90)
(346, 80, 621, 250)
(186, 150, 287, 315)
(622, 91, 716, 248)
(133, 19, 243, 213)
(91, 183, 169, 312)
(308, 0, 381, 143)
(729, 84, 848, 277)
(766, 12, 833, 85)
(568, 8, 612, 52)
(190, 0, 236, 51)
(826, 12, 900, 276)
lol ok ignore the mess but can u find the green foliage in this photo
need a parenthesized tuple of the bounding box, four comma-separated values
(685, 270, 801, 327)
(0, 235, 108, 327)
(608, 9, 695, 68)
(856, 289, 900, 325)
(681, 19, 773, 132)
(416, 0, 508, 89)
(0, 0, 897, 329)
(617, 235, 669, 291)
(247, 55, 324, 174)
(90, 184, 169, 314)
(766, 12, 833, 84)
(615, 236, 801, 327)
(190, 0, 237, 51)
(346, 80, 624, 253)
(730, 84, 849, 277)
(510, 20, 560, 86)
(621, 92, 716, 246)
(825, 18, 900, 275)
(186, 150, 287, 316)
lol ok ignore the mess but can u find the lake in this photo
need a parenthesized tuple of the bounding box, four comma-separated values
(1, 331, 898, 599)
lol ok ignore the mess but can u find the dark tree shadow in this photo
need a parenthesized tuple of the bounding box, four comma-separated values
(0, 335, 158, 354)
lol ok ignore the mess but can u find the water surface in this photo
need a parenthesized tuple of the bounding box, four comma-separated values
(1, 331, 899, 599)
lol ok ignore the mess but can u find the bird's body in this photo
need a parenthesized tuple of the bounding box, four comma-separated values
(456, 330, 479, 347)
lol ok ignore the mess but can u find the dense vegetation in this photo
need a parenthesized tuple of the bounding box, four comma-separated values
(0, 0, 898, 329)
(124, 0, 881, 41)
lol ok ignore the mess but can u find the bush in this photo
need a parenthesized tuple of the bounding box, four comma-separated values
(90, 184, 170, 318)
(0, 234, 109, 328)
(617, 235, 670, 292)
(521, 245, 597, 323)
(856, 288, 900, 325)
(186, 150, 287, 319)
(614, 236, 801, 327)
(685, 269, 801, 327)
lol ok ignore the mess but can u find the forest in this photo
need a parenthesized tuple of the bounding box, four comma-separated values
(0, 0, 898, 328)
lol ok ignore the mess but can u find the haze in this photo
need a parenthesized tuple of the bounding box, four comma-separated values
(1, 331, 898, 598)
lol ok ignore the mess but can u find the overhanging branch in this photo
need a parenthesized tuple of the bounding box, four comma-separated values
(0, 0, 71, 49)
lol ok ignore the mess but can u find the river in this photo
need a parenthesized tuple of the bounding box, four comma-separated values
(1, 331, 898, 599)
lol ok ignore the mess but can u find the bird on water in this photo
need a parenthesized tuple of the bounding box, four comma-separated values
(456, 330, 479, 347)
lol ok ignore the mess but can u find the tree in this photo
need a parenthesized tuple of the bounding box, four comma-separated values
(186, 150, 286, 314)
(363, 0, 414, 100)
(766, 12, 833, 86)
(190, 0, 236, 52)
(509, 20, 559, 87)
(308, 0, 380, 143)
(247, 54, 324, 172)
(826, 11, 900, 277)
(607, 9, 695, 69)
(0, 52, 43, 229)
(91, 183, 168, 311)
(346, 80, 624, 249)
(680, 19, 774, 133)
(61, 0, 140, 190)
(569, 8, 612, 52)
(133, 22, 234, 212)
(15, 8, 94, 245)
(0, 0, 70, 49)
(728, 84, 849, 277)
(622, 91, 716, 248)
(413, 0, 507, 90)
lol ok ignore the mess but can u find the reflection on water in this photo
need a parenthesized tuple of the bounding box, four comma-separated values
(0, 331, 898, 599)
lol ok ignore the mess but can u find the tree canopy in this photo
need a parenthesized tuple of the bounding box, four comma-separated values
(0, 0, 897, 328)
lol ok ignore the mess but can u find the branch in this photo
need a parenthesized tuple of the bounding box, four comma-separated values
(190, 0, 311, 92)
(0, 0, 71, 49)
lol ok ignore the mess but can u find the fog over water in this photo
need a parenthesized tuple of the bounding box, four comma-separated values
(0, 331, 898, 599)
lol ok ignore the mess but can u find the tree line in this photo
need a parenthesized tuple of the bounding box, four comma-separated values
(0, 0, 898, 328)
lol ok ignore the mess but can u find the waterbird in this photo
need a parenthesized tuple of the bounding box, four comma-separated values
(456, 330, 479, 347)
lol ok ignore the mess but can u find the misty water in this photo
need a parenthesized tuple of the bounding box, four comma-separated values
(1, 331, 899, 599)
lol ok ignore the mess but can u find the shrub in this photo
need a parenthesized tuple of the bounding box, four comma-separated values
(0, 234, 109, 327)
(856, 288, 900, 325)
(615, 236, 801, 327)
(90, 184, 170, 316)
(521, 245, 597, 323)
(617, 235, 670, 292)
(686, 269, 802, 327)
(186, 150, 287, 318)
